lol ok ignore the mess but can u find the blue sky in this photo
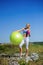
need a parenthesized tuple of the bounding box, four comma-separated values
(0, 0, 43, 43)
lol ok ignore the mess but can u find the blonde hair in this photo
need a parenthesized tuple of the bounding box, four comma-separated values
(26, 24, 30, 29)
(26, 24, 30, 26)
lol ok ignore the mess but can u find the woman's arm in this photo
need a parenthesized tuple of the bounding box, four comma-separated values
(16, 28, 24, 32)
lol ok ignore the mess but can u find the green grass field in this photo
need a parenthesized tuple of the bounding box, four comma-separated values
(0, 42, 43, 65)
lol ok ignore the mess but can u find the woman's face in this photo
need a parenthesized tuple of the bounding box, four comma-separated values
(26, 24, 30, 28)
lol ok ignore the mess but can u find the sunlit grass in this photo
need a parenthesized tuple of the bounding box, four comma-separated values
(0, 43, 43, 65)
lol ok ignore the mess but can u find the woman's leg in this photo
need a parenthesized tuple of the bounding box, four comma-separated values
(19, 40, 24, 57)
(26, 48, 28, 57)
(19, 47, 22, 57)
(25, 37, 29, 57)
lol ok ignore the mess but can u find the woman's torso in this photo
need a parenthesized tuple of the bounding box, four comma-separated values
(23, 29, 30, 38)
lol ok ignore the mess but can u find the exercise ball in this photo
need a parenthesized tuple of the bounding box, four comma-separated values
(10, 31, 23, 45)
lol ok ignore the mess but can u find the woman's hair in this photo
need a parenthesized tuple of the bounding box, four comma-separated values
(26, 24, 30, 27)
(26, 24, 30, 29)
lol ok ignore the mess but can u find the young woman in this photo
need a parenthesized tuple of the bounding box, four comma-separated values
(17, 24, 30, 57)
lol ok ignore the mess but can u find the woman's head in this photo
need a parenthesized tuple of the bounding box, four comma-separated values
(26, 24, 30, 29)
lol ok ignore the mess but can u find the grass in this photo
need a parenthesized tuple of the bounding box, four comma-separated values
(0, 42, 43, 54)
(29, 43, 43, 53)
(0, 42, 43, 65)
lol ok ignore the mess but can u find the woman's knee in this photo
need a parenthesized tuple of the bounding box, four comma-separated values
(26, 45, 28, 49)
(19, 40, 24, 48)
(26, 42, 29, 49)
(19, 44, 22, 48)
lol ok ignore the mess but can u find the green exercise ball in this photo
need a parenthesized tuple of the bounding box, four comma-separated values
(10, 31, 23, 45)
